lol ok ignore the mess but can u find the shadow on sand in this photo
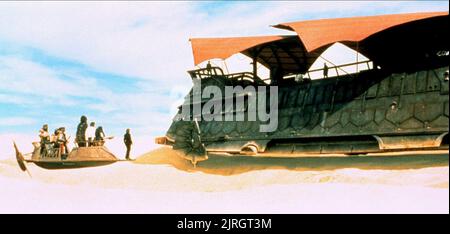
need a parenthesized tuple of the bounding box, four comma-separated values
(135, 147, 449, 176)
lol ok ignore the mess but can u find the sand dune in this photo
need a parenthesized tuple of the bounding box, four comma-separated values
(0, 147, 448, 213)
(136, 147, 449, 176)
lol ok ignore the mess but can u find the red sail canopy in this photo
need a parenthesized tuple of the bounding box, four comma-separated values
(190, 11, 448, 73)
(190, 36, 285, 66)
(273, 11, 448, 52)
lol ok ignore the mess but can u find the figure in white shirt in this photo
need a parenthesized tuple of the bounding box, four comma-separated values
(86, 122, 96, 147)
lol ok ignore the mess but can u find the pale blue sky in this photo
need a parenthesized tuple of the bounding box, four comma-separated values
(0, 1, 448, 140)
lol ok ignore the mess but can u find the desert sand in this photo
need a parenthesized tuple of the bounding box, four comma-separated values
(0, 146, 448, 213)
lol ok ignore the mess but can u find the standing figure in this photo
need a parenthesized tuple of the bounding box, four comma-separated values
(86, 122, 96, 147)
(39, 124, 50, 155)
(57, 127, 69, 156)
(95, 126, 105, 146)
(323, 63, 329, 78)
(124, 129, 133, 160)
(75, 115, 88, 147)
(52, 129, 60, 148)
(206, 61, 212, 75)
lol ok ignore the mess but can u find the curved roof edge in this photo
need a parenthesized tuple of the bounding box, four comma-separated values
(190, 36, 287, 66)
(273, 11, 448, 52)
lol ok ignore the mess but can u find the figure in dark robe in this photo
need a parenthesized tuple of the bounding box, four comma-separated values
(75, 115, 88, 147)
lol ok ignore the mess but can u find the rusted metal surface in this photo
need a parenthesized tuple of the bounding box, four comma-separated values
(64, 146, 117, 161)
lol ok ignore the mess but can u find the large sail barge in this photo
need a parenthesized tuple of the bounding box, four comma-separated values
(156, 12, 449, 164)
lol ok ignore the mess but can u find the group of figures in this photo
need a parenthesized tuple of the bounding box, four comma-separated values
(75, 115, 106, 147)
(38, 115, 134, 160)
(38, 124, 69, 159)
(74, 115, 134, 160)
